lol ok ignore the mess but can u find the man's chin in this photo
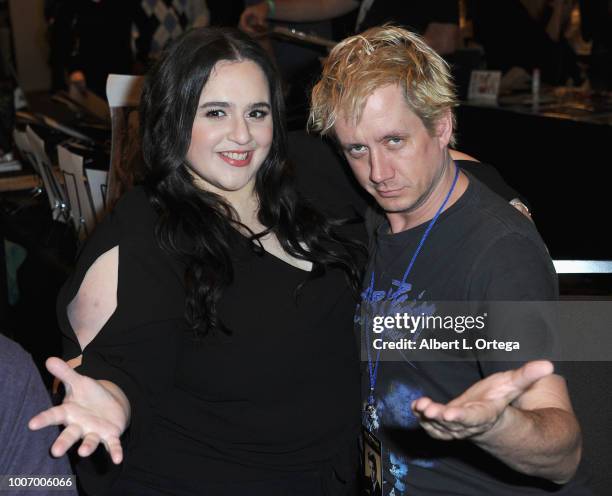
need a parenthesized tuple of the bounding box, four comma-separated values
(375, 197, 416, 214)
(373, 188, 436, 215)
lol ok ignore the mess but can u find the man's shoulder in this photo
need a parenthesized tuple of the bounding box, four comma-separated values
(0, 334, 35, 382)
(461, 174, 545, 252)
(438, 175, 556, 292)
(0, 334, 76, 481)
(456, 177, 557, 297)
(0, 334, 40, 418)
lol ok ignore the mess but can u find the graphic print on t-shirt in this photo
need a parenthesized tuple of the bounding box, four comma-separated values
(359, 270, 439, 495)
(356, 177, 585, 496)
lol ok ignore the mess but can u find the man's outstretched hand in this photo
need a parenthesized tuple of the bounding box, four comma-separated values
(411, 360, 554, 440)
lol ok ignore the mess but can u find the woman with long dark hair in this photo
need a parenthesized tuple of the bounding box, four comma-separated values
(30, 27, 364, 495)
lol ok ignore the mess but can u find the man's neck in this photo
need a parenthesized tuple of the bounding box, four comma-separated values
(386, 165, 469, 234)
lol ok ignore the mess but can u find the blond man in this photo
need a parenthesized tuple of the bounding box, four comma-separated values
(309, 26, 584, 495)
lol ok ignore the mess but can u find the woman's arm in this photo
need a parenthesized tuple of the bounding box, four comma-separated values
(66, 246, 118, 351)
(33, 246, 129, 463)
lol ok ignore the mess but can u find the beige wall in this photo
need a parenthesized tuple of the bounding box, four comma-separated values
(9, 0, 50, 92)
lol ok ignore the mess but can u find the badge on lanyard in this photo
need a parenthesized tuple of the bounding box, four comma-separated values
(360, 163, 460, 496)
(362, 426, 383, 496)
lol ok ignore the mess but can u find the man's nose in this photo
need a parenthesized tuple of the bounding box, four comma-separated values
(369, 149, 394, 184)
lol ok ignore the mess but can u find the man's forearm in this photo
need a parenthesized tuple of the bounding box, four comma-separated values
(271, 0, 358, 22)
(475, 406, 581, 484)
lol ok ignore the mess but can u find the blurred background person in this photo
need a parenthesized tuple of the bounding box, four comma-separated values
(239, 0, 461, 128)
(240, 0, 460, 55)
(46, 0, 142, 97)
(0, 333, 77, 495)
(46, 0, 210, 98)
(470, 0, 582, 87)
(579, 0, 612, 90)
(207, 0, 245, 27)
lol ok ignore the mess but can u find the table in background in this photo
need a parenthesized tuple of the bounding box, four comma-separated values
(457, 89, 612, 260)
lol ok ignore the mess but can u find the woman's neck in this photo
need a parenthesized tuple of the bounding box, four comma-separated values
(228, 191, 264, 234)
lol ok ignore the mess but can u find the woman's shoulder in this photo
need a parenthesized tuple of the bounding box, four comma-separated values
(73, 186, 157, 267)
(96, 186, 157, 240)
(111, 186, 156, 222)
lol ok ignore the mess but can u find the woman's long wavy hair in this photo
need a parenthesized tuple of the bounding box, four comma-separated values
(140, 27, 364, 337)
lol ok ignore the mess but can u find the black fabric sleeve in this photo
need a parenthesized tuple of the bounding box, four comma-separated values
(58, 211, 120, 362)
(468, 232, 557, 300)
(57, 205, 154, 449)
(467, 232, 558, 376)
(56, 190, 181, 468)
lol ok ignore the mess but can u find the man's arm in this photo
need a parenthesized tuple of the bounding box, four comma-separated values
(240, 0, 358, 35)
(412, 360, 581, 484)
(480, 370, 581, 483)
(450, 151, 532, 220)
(546, 0, 574, 42)
(414, 229, 580, 483)
(0, 337, 77, 491)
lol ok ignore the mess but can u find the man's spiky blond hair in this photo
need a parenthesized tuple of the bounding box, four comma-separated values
(309, 25, 458, 145)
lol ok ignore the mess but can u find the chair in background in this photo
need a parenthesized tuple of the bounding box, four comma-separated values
(105, 74, 144, 210)
(84, 167, 108, 223)
(57, 145, 97, 240)
(24, 126, 68, 222)
(12, 128, 43, 197)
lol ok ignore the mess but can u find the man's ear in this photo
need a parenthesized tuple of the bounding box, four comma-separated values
(434, 110, 453, 148)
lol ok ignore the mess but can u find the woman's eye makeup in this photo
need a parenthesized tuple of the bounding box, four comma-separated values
(200, 106, 270, 119)
(205, 109, 226, 118)
(249, 109, 269, 119)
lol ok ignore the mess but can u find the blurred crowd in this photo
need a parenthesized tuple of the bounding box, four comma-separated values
(38, 0, 612, 101)
(0, 0, 610, 157)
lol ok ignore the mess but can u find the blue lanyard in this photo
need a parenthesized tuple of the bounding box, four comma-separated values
(365, 163, 460, 405)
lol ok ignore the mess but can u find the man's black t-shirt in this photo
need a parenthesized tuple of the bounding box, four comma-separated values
(358, 173, 587, 494)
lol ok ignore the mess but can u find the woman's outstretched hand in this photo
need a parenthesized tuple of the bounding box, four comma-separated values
(29, 357, 130, 464)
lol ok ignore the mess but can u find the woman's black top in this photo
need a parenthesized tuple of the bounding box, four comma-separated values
(58, 187, 361, 495)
